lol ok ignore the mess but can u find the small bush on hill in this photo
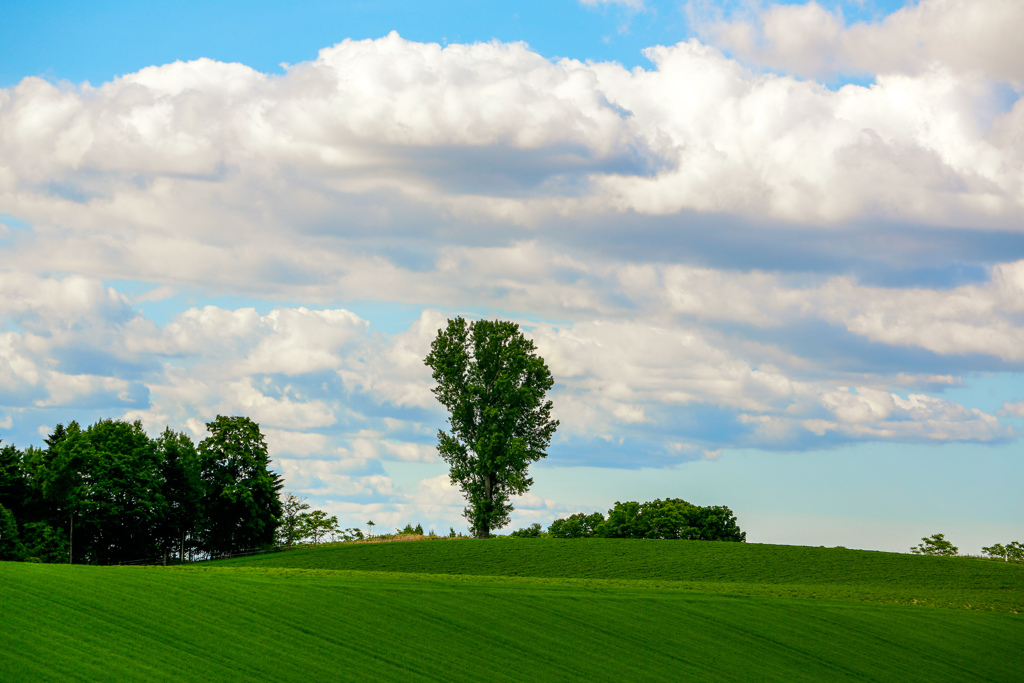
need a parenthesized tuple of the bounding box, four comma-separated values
(510, 523, 544, 538)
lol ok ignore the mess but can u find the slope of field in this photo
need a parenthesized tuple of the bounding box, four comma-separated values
(216, 538, 1024, 612)
(2, 561, 1022, 682)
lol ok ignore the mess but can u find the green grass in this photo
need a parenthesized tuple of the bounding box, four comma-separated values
(216, 538, 1024, 612)
(2, 540, 1023, 681)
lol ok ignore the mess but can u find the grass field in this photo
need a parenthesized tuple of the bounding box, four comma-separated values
(2, 540, 1022, 681)
(217, 537, 1024, 612)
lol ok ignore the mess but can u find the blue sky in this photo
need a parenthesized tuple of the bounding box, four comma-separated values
(0, 0, 1022, 551)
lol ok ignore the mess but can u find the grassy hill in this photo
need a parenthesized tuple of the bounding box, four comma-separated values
(2, 540, 1023, 681)
(216, 537, 1024, 611)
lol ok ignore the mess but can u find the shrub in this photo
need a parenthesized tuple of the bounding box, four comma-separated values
(510, 523, 544, 538)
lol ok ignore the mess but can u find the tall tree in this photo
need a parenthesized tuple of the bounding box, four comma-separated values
(424, 317, 558, 538)
(156, 428, 203, 563)
(37, 422, 94, 563)
(199, 416, 283, 555)
(79, 419, 165, 564)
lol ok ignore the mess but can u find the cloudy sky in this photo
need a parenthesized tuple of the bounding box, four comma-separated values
(1, 0, 1022, 551)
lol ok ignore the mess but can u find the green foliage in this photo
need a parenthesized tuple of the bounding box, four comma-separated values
(20, 521, 69, 563)
(425, 317, 558, 538)
(301, 510, 339, 546)
(199, 416, 283, 555)
(0, 503, 24, 561)
(911, 533, 959, 557)
(4, 561, 1023, 683)
(34, 419, 168, 564)
(549, 513, 604, 538)
(277, 493, 311, 549)
(982, 541, 1024, 563)
(84, 419, 166, 563)
(396, 522, 426, 536)
(2, 414, 287, 564)
(595, 499, 746, 541)
(510, 522, 544, 538)
(0, 442, 28, 521)
(156, 428, 203, 561)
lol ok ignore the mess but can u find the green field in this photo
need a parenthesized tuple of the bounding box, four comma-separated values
(2, 540, 1022, 681)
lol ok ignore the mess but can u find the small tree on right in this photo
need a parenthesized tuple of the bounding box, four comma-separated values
(277, 493, 311, 549)
(910, 533, 958, 556)
(981, 541, 1023, 562)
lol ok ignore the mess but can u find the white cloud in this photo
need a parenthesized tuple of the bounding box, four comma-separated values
(0, 33, 1020, 302)
(700, 0, 1024, 81)
(999, 401, 1024, 418)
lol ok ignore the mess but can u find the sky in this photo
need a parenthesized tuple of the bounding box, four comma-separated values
(0, 0, 1022, 552)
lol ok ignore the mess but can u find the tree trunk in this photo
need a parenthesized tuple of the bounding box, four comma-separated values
(480, 474, 492, 538)
(69, 514, 73, 564)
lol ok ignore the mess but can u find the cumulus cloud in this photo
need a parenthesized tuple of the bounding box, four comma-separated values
(0, 32, 1022, 301)
(699, 0, 1024, 81)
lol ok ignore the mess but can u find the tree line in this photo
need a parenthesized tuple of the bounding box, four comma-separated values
(510, 498, 747, 541)
(0, 415, 283, 564)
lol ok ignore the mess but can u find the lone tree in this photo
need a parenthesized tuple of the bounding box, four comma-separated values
(425, 317, 558, 538)
(910, 533, 958, 556)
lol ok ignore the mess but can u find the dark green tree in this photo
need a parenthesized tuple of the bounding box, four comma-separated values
(0, 442, 28, 521)
(20, 521, 69, 563)
(688, 505, 746, 541)
(425, 317, 558, 538)
(156, 428, 203, 563)
(597, 499, 745, 542)
(548, 512, 605, 538)
(79, 419, 165, 564)
(199, 416, 283, 555)
(37, 422, 93, 563)
(0, 504, 24, 561)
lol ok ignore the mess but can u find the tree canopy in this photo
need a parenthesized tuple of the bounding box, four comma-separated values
(199, 415, 283, 555)
(547, 499, 747, 542)
(425, 317, 558, 538)
(910, 533, 958, 556)
(0, 415, 285, 563)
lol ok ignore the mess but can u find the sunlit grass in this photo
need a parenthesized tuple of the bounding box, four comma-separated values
(2, 540, 1022, 681)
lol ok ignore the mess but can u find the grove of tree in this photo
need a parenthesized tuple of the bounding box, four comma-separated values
(545, 499, 746, 542)
(0, 415, 283, 564)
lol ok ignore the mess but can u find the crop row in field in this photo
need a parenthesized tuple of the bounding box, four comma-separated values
(3, 561, 1023, 682)
(215, 538, 1024, 610)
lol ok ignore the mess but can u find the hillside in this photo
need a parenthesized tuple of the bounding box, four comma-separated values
(215, 538, 1024, 611)
(2, 560, 1023, 682)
